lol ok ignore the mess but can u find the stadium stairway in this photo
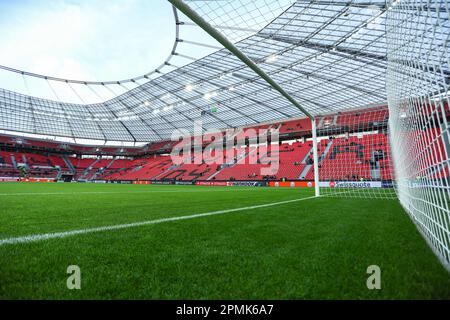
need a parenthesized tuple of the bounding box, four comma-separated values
(84, 159, 109, 181)
(96, 158, 117, 179)
(321, 139, 335, 160)
(332, 115, 339, 126)
(307, 135, 393, 181)
(299, 164, 312, 179)
(207, 166, 226, 180)
(10, 154, 17, 169)
(304, 139, 334, 180)
(153, 164, 180, 180)
(89, 159, 116, 181)
(298, 146, 315, 179)
(81, 158, 100, 180)
(21, 154, 28, 167)
(63, 155, 76, 175)
(274, 142, 311, 179)
(318, 117, 325, 128)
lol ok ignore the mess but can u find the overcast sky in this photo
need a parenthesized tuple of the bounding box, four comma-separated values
(0, 0, 290, 104)
(0, 0, 217, 102)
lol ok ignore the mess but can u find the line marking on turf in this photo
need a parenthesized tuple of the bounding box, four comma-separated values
(0, 195, 317, 246)
(0, 188, 293, 196)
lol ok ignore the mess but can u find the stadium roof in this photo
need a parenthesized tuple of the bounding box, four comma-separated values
(0, 0, 444, 143)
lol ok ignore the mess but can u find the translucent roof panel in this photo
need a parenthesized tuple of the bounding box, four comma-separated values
(1, 0, 446, 142)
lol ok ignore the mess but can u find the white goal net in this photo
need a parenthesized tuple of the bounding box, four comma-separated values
(386, 0, 450, 270)
(173, 0, 450, 270)
(314, 107, 396, 199)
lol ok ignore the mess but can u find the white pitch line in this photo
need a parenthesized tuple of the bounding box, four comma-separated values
(0, 188, 293, 196)
(0, 195, 317, 246)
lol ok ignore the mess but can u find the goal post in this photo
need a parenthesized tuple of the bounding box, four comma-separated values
(168, 0, 320, 198)
(311, 118, 320, 197)
(312, 107, 396, 199)
(167, 0, 312, 119)
(168, 0, 450, 270)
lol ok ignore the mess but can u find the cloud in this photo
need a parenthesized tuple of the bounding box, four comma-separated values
(0, 0, 175, 80)
(0, 0, 217, 103)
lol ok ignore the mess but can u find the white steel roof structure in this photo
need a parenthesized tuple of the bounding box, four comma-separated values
(0, 0, 447, 142)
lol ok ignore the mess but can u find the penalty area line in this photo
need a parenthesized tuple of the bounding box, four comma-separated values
(0, 195, 318, 246)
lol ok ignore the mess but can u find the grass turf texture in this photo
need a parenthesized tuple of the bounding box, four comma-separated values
(0, 182, 449, 299)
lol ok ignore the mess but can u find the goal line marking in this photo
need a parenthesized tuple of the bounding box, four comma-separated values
(0, 195, 318, 246)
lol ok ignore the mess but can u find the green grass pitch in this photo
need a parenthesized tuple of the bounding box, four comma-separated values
(0, 182, 449, 299)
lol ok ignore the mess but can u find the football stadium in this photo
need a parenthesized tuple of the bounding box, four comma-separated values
(0, 0, 450, 302)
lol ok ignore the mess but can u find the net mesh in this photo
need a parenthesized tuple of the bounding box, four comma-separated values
(183, 0, 296, 43)
(386, 0, 450, 269)
(313, 107, 396, 199)
(176, 0, 450, 270)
